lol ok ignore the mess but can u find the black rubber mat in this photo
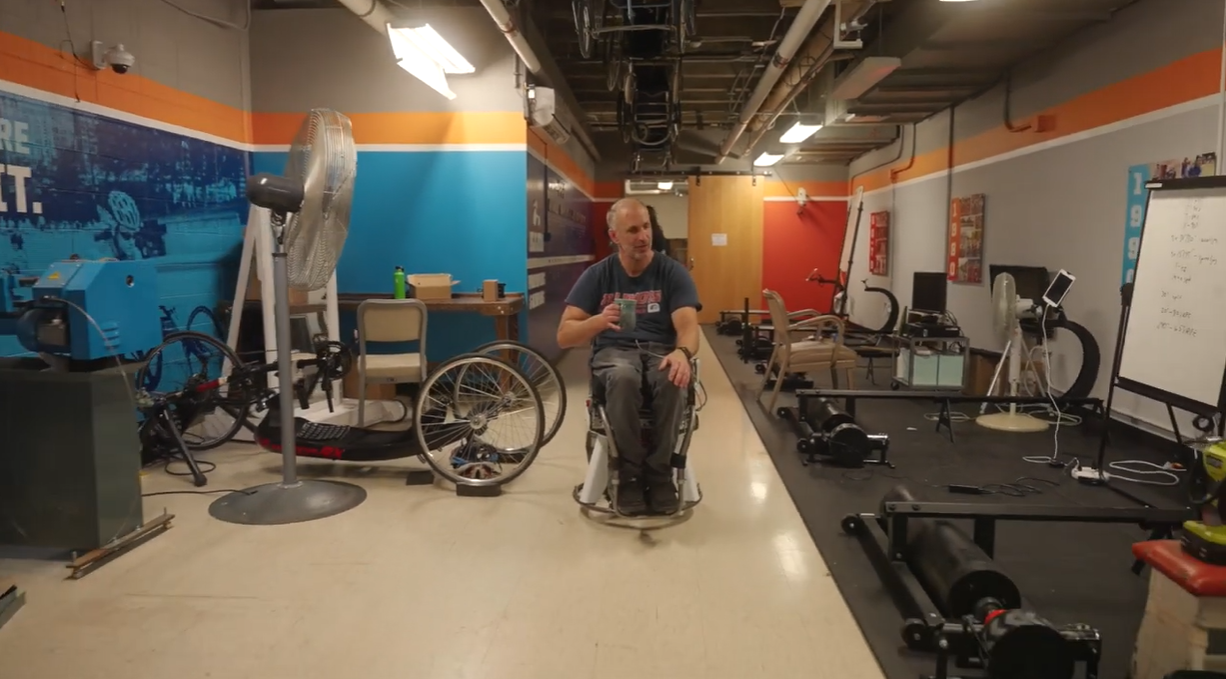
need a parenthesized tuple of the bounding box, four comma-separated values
(704, 326, 1188, 679)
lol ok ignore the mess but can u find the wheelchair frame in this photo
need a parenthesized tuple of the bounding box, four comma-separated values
(574, 357, 704, 518)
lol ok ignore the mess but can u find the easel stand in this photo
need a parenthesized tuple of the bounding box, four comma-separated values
(1085, 176, 1226, 509)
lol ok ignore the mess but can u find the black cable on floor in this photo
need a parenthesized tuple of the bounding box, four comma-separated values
(142, 488, 254, 498)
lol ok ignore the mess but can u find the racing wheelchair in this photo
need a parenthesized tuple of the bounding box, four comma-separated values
(575, 356, 704, 519)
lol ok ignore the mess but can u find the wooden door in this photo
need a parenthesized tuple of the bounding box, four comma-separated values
(687, 176, 764, 324)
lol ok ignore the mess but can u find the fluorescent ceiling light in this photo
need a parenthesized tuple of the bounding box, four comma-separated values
(779, 121, 823, 144)
(754, 152, 784, 167)
(657, 181, 674, 190)
(387, 23, 474, 100)
(831, 56, 902, 100)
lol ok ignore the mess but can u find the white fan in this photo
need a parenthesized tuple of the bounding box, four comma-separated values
(976, 272, 1051, 433)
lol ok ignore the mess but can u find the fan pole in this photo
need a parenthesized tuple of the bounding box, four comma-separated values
(271, 240, 299, 485)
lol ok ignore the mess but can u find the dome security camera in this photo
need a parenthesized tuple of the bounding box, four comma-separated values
(91, 41, 135, 74)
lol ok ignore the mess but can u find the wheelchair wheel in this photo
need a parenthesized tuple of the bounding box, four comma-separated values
(134, 330, 250, 451)
(415, 353, 545, 488)
(473, 340, 567, 447)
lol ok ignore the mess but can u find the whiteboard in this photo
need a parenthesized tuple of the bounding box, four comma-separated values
(1118, 183, 1226, 410)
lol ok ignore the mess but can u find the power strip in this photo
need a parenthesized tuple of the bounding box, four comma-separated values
(1071, 466, 1108, 484)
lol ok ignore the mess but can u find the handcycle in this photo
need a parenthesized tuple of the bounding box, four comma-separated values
(135, 331, 562, 490)
(575, 355, 705, 520)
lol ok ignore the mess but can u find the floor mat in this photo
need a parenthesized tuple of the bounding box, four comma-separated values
(704, 325, 1189, 679)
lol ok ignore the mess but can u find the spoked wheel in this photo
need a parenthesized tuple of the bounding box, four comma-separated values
(474, 340, 566, 447)
(573, 0, 604, 59)
(134, 330, 251, 451)
(414, 353, 545, 487)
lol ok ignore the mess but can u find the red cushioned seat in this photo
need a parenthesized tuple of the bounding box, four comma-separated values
(1133, 540, 1226, 598)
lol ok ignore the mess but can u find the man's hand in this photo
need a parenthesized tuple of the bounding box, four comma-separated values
(659, 349, 693, 389)
(592, 303, 622, 333)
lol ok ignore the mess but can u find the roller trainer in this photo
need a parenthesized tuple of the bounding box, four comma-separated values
(844, 485, 1102, 679)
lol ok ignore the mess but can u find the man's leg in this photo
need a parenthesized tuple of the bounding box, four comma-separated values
(591, 345, 649, 515)
(642, 349, 686, 513)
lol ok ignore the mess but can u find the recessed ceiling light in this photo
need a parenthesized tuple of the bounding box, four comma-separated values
(753, 152, 784, 167)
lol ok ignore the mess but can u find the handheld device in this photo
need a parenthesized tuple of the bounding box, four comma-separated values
(1042, 269, 1075, 308)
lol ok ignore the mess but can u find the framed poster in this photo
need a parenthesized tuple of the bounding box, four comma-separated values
(1121, 152, 1217, 286)
(868, 210, 890, 276)
(947, 193, 985, 284)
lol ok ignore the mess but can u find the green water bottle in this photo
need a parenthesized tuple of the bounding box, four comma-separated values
(393, 266, 406, 299)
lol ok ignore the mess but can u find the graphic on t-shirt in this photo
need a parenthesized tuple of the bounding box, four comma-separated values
(600, 290, 662, 313)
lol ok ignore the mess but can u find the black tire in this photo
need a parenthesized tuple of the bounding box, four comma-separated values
(134, 330, 248, 451)
(415, 353, 545, 487)
(841, 514, 861, 536)
(473, 340, 567, 447)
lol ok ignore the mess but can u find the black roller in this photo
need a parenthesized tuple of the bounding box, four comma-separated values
(882, 485, 1023, 618)
(981, 609, 1076, 679)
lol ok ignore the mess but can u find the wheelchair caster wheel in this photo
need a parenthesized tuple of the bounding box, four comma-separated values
(754, 363, 766, 374)
(798, 438, 813, 455)
(776, 407, 789, 419)
(890, 380, 901, 391)
(840, 514, 862, 536)
(735, 339, 744, 347)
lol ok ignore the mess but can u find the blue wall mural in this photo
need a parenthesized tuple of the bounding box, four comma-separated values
(525, 152, 594, 363)
(0, 88, 248, 359)
(252, 149, 529, 360)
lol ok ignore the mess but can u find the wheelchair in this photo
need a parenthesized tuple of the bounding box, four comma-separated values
(574, 357, 704, 519)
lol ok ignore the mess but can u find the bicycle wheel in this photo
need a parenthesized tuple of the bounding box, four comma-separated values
(474, 340, 566, 447)
(415, 353, 545, 488)
(134, 331, 249, 451)
(573, 0, 594, 58)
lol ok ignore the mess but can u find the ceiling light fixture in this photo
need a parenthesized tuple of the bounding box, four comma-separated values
(387, 23, 474, 100)
(657, 181, 674, 190)
(779, 121, 823, 145)
(754, 152, 784, 167)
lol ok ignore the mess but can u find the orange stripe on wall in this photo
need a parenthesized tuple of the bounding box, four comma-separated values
(252, 111, 527, 147)
(763, 179, 850, 199)
(854, 47, 1223, 193)
(0, 31, 250, 144)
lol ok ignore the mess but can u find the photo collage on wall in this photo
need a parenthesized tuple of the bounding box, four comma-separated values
(947, 193, 985, 284)
(868, 211, 890, 276)
(1121, 152, 1217, 286)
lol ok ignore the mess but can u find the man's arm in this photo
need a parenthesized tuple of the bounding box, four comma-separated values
(669, 262, 702, 357)
(557, 305, 611, 348)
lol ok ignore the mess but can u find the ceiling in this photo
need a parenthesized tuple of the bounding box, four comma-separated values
(255, 0, 1142, 173)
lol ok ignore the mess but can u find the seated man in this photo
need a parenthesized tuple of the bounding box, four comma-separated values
(557, 198, 701, 516)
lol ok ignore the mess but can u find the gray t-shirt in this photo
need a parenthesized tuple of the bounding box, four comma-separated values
(565, 253, 701, 351)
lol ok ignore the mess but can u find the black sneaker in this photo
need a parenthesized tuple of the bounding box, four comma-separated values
(647, 478, 679, 515)
(616, 478, 648, 516)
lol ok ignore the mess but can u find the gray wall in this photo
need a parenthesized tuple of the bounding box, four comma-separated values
(845, 0, 1226, 434)
(1, 0, 252, 111)
(250, 7, 524, 114)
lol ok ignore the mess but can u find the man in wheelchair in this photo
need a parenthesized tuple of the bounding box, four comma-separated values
(557, 198, 701, 516)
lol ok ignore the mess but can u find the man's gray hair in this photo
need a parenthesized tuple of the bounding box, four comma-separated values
(606, 197, 647, 230)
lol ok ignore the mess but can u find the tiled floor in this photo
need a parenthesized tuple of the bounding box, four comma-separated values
(0, 344, 884, 679)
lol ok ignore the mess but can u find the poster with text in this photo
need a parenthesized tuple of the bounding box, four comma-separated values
(1121, 152, 1216, 286)
(868, 210, 890, 276)
(947, 194, 985, 284)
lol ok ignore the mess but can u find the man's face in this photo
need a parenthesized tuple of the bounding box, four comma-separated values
(609, 205, 653, 261)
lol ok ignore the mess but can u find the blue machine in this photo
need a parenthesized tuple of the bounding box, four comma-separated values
(0, 259, 164, 362)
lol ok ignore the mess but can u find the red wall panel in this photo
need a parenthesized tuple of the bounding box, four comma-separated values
(762, 200, 848, 314)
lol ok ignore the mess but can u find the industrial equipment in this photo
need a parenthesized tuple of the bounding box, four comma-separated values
(0, 259, 162, 364)
(777, 397, 891, 468)
(844, 485, 1104, 679)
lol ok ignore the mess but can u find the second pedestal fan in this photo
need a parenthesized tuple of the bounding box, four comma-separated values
(976, 272, 1051, 433)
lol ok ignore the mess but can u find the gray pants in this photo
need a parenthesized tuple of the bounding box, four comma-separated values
(591, 344, 685, 483)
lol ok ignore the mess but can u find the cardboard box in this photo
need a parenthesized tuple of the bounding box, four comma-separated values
(482, 279, 499, 302)
(409, 274, 456, 300)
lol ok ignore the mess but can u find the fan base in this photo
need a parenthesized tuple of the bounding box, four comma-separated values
(975, 411, 1051, 433)
(208, 479, 367, 525)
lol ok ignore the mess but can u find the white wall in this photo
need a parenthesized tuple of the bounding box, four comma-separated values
(644, 194, 689, 239)
(846, 0, 1226, 436)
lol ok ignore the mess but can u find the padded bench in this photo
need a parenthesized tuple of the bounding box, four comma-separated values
(1132, 540, 1226, 678)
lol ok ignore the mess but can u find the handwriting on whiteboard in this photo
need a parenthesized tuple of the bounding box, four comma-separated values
(1156, 198, 1213, 337)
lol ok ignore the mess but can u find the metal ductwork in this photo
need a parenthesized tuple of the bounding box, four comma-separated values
(714, 0, 835, 164)
(740, 0, 879, 158)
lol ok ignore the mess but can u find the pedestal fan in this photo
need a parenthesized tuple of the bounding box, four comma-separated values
(976, 272, 1051, 433)
(209, 109, 368, 525)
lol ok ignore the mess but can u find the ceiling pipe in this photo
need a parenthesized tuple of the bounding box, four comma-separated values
(739, 1, 878, 158)
(714, 0, 835, 164)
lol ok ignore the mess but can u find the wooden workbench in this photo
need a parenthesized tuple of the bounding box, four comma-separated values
(336, 292, 524, 342)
